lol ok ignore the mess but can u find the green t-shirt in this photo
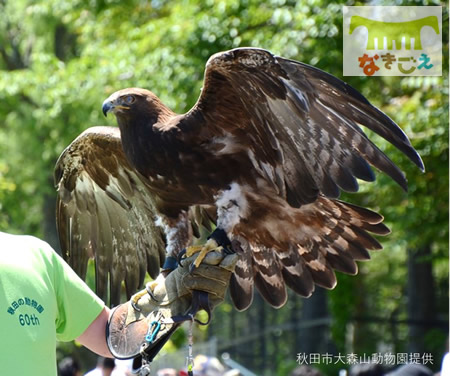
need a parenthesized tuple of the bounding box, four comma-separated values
(0, 232, 105, 375)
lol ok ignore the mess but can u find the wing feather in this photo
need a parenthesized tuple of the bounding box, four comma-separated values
(278, 248, 315, 298)
(183, 47, 423, 207)
(55, 126, 166, 306)
(252, 245, 287, 308)
(230, 196, 389, 309)
(229, 237, 254, 311)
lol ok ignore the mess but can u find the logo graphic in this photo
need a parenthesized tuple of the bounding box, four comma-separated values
(343, 6, 442, 76)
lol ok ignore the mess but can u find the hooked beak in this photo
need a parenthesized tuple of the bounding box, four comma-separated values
(102, 100, 113, 117)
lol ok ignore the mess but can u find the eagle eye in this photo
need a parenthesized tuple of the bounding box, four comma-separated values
(124, 95, 135, 105)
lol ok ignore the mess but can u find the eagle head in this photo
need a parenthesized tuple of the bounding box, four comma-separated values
(102, 88, 161, 118)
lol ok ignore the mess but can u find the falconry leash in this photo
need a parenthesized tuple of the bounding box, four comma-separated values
(136, 290, 210, 375)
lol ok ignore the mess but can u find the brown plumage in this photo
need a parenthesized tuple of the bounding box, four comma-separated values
(55, 48, 423, 308)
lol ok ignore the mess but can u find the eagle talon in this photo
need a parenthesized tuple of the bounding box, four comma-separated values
(131, 300, 141, 312)
(189, 262, 197, 274)
(130, 281, 159, 312)
(177, 244, 205, 267)
(130, 293, 145, 312)
(146, 283, 160, 303)
(177, 248, 187, 267)
(178, 239, 225, 273)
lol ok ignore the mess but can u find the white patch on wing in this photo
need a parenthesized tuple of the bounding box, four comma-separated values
(215, 182, 250, 232)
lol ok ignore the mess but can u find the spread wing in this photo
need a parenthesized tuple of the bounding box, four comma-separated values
(54, 126, 166, 306)
(181, 47, 424, 207)
(178, 47, 424, 310)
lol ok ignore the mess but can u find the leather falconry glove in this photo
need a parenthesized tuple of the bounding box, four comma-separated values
(106, 250, 237, 373)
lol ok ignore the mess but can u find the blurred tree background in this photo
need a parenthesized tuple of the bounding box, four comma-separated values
(0, 0, 447, 375)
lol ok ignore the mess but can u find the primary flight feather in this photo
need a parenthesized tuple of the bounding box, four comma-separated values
(55, 48, 423, 308)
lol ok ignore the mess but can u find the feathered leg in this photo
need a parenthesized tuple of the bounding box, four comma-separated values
(131, 211, 193, 308)
(179, 183, 244, 270)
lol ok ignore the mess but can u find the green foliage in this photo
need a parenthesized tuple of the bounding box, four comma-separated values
(0, 0, 447, 374)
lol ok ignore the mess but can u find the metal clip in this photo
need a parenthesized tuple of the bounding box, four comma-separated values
(145, 320, 161, 343)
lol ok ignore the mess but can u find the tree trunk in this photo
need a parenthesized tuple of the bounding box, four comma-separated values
(297, 287, 330, 354)
(407, 246, 435, 353)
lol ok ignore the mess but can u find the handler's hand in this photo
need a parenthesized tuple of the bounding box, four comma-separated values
(106, 250, 237, 363)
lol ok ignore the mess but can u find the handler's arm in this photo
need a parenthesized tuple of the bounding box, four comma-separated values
(77, 306, 113, 358)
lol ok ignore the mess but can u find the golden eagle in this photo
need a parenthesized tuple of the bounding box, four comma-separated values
(54, 48, 423, 309)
